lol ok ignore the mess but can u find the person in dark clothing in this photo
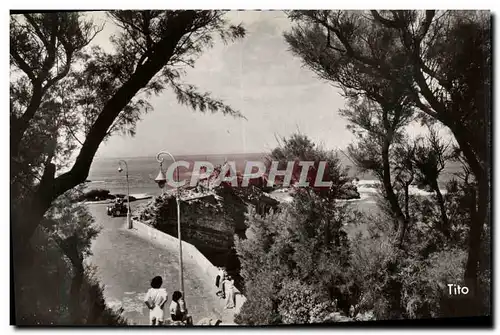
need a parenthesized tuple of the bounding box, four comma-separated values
(170, 291, 187, 322)
(215, 267, 224, 297)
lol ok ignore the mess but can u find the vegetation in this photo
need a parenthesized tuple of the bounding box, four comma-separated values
(276, 9, 489, 319)
(15, 186, 127, 325)
(11, 9, 490, 325)
(11, 10, 246, 247)
(268, 133, 360, 200)
(235, 130, 488, 323)
(284, 10, 491, 300)
(234, 178, 373, 324)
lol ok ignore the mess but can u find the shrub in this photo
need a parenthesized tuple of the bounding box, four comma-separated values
(14, 230, 127, 325)
(14, 189, 127, 325)
(235, 190, 360, 324)
(80, 266, 128, 325)
(234, 267, 282, 325)
(278, 279, 336, 324)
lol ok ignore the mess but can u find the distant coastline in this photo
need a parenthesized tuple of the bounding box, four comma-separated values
(93, 152, 268, 161)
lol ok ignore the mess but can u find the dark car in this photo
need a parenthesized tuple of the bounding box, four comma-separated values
(106, 200, 128, 217)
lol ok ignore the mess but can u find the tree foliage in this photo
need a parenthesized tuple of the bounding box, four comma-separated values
(235, 136, 363, 324)
(14, 186, 127, 325)
(11, 10, 246, 244)
(10, 10, 246, 325)
(267, 133, 358, 200)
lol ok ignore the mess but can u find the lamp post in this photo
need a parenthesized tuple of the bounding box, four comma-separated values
(118, 160, 132, 229)
(154, 151, 185, 304)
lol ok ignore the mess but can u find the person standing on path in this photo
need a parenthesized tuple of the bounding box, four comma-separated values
(220, 269, 228, 299)
(143, 276, 168, 325)
(223, 275, 235, 309)
(215, 267, 224, 298)
(170, 291, 191, 324)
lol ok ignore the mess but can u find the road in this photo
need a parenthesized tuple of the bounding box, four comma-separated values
(86, 201, 229, 325)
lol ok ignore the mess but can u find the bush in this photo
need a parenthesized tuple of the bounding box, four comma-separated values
(80, 266, 128, 325)
(348, 209, 470, 320)
(14, 189, 127, 325)
(234, 267, 282, 325)
(278, 279, 337, 324)
(349, 225, 396, 318)
(399, 248, 465, 319)
(14, 230, 127, 325)
(235, 190, 360, 324)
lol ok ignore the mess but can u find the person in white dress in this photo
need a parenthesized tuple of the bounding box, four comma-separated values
(143, 276, 168, 325)
(223, 275, 235, 309)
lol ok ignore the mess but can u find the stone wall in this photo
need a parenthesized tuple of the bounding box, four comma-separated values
(135, 185, 280, 294)
(131, 218, 247, 318)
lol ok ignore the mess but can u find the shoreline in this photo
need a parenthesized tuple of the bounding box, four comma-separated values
(82, 193, 153, 205)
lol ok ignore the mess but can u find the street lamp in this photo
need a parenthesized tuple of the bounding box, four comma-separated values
(154, 151, 185, 306)
(118, 160, 132, 229)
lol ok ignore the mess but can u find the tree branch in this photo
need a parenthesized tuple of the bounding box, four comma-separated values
(42, 49, 73, 93)
(51, 11, 198, 200)
(24, 14, 52, 50)
(10, 49, 37, 83)
(370, 10, 401, 28)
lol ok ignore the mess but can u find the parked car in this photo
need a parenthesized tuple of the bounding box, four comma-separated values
(107, 200, 128, 217)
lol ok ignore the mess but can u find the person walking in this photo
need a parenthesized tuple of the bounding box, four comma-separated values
(223, 275, 235, 309)
(143, 276, 168, 325)
(220, 270, 228, 299)
(215, 267, 224, 298)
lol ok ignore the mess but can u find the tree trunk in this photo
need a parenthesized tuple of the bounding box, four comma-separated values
(404, 185, 410, 219)
(432, 181, 449, 238)
(12, 11, 199, 243)
(447, 121, 489, 297)
(464, 176, 488, 299)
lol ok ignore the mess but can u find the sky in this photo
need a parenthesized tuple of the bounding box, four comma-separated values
(91, 10, 355, 158)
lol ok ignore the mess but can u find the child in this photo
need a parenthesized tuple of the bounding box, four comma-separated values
(170, 291, 190, 324)
(144, 276, 168, 325)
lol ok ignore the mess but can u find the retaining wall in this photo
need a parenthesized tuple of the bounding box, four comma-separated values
(131, 218, 246, 316)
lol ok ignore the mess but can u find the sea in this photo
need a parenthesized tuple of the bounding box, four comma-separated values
(87, 153, 461, 214)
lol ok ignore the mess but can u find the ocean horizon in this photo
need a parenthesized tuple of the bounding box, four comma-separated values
(87, 152, 460, 215)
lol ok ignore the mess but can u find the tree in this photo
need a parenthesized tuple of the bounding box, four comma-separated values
(10, 11, 246, 250)
(235, 136, 359, 324)
(235, 192, 357, 324)
(285, 10, 490, 294)
(267, 133, 355, 200)
(411, 126, 453, 237)
(339, 97, 414, 246)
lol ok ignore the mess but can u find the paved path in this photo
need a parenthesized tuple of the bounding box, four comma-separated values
(87, 202, 233, 325)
